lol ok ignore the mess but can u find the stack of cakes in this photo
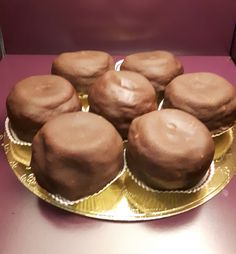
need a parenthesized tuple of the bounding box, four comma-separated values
(5, 50, 236, 203)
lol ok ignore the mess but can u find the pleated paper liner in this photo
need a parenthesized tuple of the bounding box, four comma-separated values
(212, 124, 235, 138)
(39, 148, 127, 211)
(114, 59, 124, 71)
(6, 94, 90, 167)
(39, 168, 126, 213)
(43, 148, 127, 208)
(2, 125, 236, 221)
(124, 154, 235, 214)
(5, 118, 32, 166)
(124, 127, 236, 214)
(124, 162, 213, 210)
(123, 126, 236, 215)
(214, 128, 234, 160)
(78, 93, 89, 112)
(3, 131, 126, 214)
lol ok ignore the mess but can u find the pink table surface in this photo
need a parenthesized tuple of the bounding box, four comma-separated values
(0, 55, 236, 254)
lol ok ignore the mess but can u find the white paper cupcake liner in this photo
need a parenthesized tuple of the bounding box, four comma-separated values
(212, 125, 234, 137)
(77, 93, 90, 112)
(158, 99, 164, 110)
(127, 161, 215, 194)
(115, 59, 124, 71)
(48, 149, 127, 206)
(82, 105, 90, 112)
(5, 117, 32, 146)
(48, 166, 126, 206)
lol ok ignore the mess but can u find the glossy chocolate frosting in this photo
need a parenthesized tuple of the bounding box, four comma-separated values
(6, 75, 81, 142)
(88, 70, 157, 139)
(51, 50, 114, 93)
(120, 50, 184, 92)
(127, 109, 215, 190)
(31, 112, 124, 201)
(163, 72, 236, 134)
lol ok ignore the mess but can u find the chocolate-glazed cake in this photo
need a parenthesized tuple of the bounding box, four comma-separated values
(31, 112, 124, 201)
(127, 109, 215, 190)
(88, 70, 157, 139)
(51, 50, 114, 93)
(6, 75, 81, 142)
(163, 72, 236, 134)
(120, 50, 184, 93)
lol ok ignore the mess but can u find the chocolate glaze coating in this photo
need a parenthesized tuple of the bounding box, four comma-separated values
(120, 50, 184, 92)
(88, 70, 157, 139)
(163, 72, 236, 134)
(6, 75, 81, 142)
(31, 112, 124, 201)
(51, 50, 114, 93)
(127, 109, 215, 190)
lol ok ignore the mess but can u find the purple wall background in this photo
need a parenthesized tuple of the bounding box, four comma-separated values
(0, 0, 236, 55)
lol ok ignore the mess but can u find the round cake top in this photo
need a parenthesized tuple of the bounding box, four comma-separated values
(38, 111, 123, 154)
(88, 70, 157, 138)
(128, 109, 214, 170)
(120, 50, 183, 92)
(164, 72, 236, 121)
(6, 75, 81, 141)
(52, 51, 114, 78)
(8, 75, 77, 107)
(51, 50, 114, 93)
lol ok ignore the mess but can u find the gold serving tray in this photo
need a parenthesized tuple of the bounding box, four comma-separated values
(1, 126, 236, 221)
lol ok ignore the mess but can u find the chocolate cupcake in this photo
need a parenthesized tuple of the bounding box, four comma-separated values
(88, 70, 157, 139)
(31, 112, 124, 201)
(6, 75, 81, 143)
(51, 50, 114, 93)
(163, 72, 236, 134)
(120, 50, 184, 93)
(126, 109, 215, 190)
